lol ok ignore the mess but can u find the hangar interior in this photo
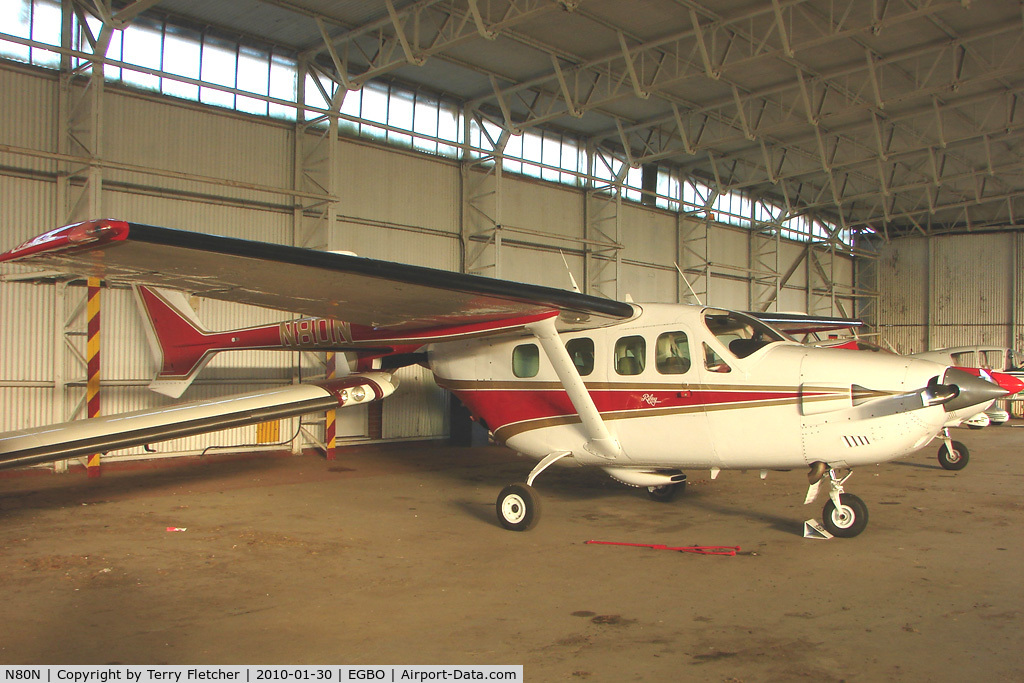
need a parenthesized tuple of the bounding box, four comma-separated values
(1, 0, 1023, 462)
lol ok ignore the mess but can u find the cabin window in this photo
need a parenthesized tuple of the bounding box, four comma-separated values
(656, 331, 691, 375)
(614, 336, 646, 375)
(566, 337, 595, 376)
(512, 343, 540, 378)
(704, 343, 731, 373)
(982, 350, 1003, 370)
(951, 351, 975, 367)
(703, 309, 784, 359)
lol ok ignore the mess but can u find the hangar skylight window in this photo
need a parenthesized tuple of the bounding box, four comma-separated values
(0, 0, 850, 249)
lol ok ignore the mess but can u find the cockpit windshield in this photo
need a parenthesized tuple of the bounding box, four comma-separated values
(703, 309, 786, 359)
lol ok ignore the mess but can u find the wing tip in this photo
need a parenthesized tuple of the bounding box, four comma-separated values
(0, 219, 130, 263)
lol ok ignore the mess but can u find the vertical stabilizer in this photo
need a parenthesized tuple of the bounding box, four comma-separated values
(133, 286, 217, 398)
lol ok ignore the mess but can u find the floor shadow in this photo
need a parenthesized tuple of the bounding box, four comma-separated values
(452, 499, 498, 527)
(682, 495, 807, 536)
(889, 460, 944, 470)
(0, 452, 299, 514)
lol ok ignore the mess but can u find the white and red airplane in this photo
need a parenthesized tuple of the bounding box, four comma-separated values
(0, 219, 1017, 538)
(819, 339, 1024, 469)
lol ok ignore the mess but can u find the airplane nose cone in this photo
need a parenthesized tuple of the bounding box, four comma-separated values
(988, 370, 1024, 397)
(941, 367, 1010, 412)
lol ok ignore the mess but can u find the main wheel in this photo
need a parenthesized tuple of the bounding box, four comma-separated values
(496, 483, 541, 531)
(821, 493, 868, 538)
(647, 480, 686, 502)
(937, 441, 969, 470)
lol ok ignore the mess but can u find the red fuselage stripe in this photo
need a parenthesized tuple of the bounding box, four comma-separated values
(449, 385, 831, 441)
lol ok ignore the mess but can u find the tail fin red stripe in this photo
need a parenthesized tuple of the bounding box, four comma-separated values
(137, 286, 217, 378)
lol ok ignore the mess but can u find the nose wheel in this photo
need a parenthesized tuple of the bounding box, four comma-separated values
(806, 466, 869, 538)
(822, 492, 868, 538)
(937, 438, 969, 470)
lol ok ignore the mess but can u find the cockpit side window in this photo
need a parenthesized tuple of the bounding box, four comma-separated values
(704, 343, 731, 373)
(566, 337, 595, 376)
(614, 336, 646, 376)
(703, 309, 785, 359)
(656, 331, 691, 375)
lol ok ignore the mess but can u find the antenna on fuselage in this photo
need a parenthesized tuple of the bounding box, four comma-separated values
(559, 250, 581, 293)
(674, 262, 703, 306)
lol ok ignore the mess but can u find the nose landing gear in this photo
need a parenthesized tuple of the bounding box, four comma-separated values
(822, 491, 868, 537)
(806, 464, 869, 538)
(938, 430, 970, 470)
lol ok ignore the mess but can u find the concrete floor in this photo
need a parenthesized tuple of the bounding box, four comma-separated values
(1, 428, 1023, 681)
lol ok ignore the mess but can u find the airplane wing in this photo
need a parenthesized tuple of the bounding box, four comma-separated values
(747, 311, 863, 336)
(0, 374, 396, 471)
(1, 220, 635, 332)
(0, 219, 635, 470)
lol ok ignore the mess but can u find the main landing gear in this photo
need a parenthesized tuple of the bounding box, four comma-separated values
(646, 476, 687, 502)
(496, 451, 573, 531)
(495, 453, 690, 530)
(496, 483, 541, 531)
(808, 464, 869, 538)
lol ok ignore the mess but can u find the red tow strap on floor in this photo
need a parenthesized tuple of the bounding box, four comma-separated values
(584, 540, 740, 556)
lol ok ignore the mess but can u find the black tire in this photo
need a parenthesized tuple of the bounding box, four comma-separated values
(496, 483, 541, 531)
(821, 493, 868, 538)
(647, 480, 686, 502)
(938, 441, 969, 471)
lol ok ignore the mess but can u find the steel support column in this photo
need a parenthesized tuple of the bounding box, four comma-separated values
(749, 223, 781, 312)
(584, 148, 626, 299)
(460, 109, 508, 278)
(53, 1, 113, 474)
(292, 53, 349, 450)
(678, 213, 712, 306)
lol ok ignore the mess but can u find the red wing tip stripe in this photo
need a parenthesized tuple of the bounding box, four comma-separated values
(0, 220, 130, 262)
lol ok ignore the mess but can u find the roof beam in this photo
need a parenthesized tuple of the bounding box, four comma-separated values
(299, 0, 561, 88)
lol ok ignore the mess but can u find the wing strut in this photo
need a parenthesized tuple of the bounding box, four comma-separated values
(525, 317, 622, 460)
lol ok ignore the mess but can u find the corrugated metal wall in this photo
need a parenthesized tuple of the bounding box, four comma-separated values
(931, 234, 1014, 350)
(875, 234, 1018, 355)
(0, 61, 858, 465)
(1016, 234, 1024, 354)
(0, 67, 56, 175)
(105, 93, 293, 207)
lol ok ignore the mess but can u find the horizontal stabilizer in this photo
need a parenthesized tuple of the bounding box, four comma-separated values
(0, 373, 396, 471)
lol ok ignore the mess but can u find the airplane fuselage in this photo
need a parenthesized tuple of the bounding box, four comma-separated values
(429, 303, 950, 476)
